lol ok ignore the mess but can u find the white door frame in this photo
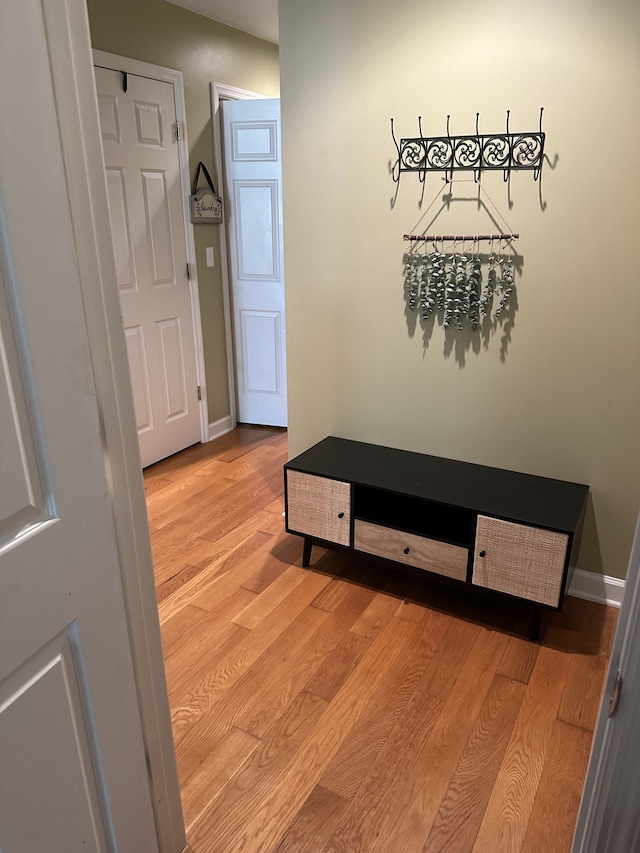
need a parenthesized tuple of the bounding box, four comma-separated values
(211, 81, 268, 428)
(55, 22, 185, 853)
(94, 49, 209, 450)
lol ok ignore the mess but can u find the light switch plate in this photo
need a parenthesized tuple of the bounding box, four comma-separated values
(205, 246, 215, 267)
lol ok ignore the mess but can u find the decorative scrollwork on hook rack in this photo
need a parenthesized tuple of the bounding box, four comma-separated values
(391, 109, 545, 184)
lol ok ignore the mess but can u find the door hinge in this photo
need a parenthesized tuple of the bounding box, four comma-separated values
(197, 385, 202, 401)
(175, 120, 182, 141)
(186, 263, 193, 280)
(609, 669, 622, 717)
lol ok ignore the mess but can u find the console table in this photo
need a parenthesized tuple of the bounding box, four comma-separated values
(284, 436, 589, 640)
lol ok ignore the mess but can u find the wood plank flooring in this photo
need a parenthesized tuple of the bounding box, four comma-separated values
(144, 426, 618, 853)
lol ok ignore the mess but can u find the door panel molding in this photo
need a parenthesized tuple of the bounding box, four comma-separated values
(141, 170, 176, 286)
(0, 211, 54, 547)
(125, 325, 153, 432)
(157, 317, 188, 420)
(235, 180, 280, 280)
(105, 168, 137, 290)
(240, 309, 282, 396)
(231, 120, 278, 161)
(0, 627, 112, 850)
(96, 92, 121, 143)
(134, 100, 164, 147)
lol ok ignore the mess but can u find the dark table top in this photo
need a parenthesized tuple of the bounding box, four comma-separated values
(286, 436, 589, 533)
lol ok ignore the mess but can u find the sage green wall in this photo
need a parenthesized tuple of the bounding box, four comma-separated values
(86, 0, 280, 423)
(280, 0, 640, 578)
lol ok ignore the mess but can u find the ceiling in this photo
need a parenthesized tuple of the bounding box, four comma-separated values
(165, 0, 279, 44)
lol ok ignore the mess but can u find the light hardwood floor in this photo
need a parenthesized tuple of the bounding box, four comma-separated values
(144, 426, 617, 853)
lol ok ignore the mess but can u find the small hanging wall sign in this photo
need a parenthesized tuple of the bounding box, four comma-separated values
(190, 161, 223, 224)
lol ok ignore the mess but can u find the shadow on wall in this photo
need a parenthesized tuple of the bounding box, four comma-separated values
(579, 495, 605, 577)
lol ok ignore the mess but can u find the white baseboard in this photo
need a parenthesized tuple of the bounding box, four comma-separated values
(569, 568, 625, 608)
(208, 414, 234, 442)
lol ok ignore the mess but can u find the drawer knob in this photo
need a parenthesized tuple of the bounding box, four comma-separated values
(403, 547, 410, 555)
(479, 550, 486, 558)
(337, 512, 345, 519)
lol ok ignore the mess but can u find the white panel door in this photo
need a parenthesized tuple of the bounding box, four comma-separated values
(0, 2, 160, 850)
(95, 67, 201, 467)
(222, 99, 287, 426)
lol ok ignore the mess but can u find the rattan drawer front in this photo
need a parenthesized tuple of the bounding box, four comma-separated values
(472, 515, 569, 607)
(286, 470, 351, 546)
(354, 520, 468, 581)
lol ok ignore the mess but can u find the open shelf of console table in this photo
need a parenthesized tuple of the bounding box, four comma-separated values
(284, 436, 589, 641)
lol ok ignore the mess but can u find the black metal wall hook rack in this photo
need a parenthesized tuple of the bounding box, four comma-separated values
(391, 109, 545, 184)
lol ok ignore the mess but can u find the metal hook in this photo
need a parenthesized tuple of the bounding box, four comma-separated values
(416, 116, 427, 184)
(503, 109, 511, 181)
(474, 112, 482, 183)
(390, 118, 401, 184)
(534, 107, 545, 181)
(390, 118, 399, 154)
(446, 115, 454, 183)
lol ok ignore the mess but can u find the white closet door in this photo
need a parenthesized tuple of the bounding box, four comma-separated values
(222, 98, 287, 427)
(95, 66, 201, 466)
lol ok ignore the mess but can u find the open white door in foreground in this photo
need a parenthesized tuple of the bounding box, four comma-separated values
(0, 2, 180, 850)
(222, 98, 287, 427)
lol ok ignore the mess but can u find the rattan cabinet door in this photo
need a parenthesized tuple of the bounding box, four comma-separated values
(472, 515, 569, 607)
(286, 470, 351, 546)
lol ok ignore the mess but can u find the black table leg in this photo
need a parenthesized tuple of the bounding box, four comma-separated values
(529, 603, 542, 642)
(302, 537, 312, 568)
